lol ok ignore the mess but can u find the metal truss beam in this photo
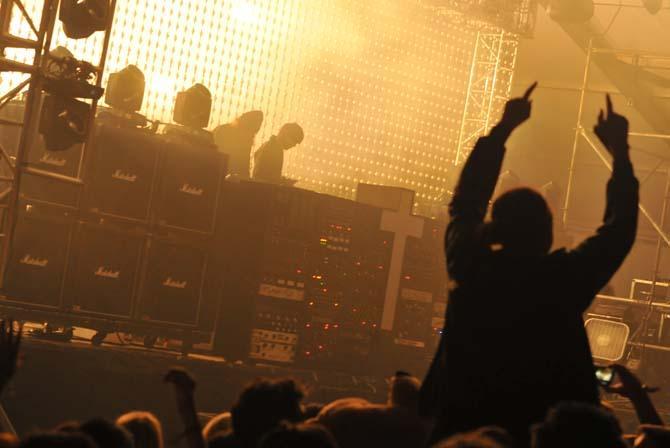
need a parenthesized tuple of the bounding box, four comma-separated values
(0, 0, 117, 289)
(455, 30, 519, 165)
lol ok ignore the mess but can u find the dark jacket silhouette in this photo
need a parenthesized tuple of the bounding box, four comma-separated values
(252, 136, 284, 183)
(420, 130, 639, 443)
(214, 111, 263, 178)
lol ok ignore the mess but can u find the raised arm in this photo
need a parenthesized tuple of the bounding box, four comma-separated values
(446, 83, 537, 281)
(605, 364, 663, 426)
(565, 95, 639, 309)
(165, 368, 206, 448)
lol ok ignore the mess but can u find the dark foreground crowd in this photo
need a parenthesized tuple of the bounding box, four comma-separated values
(2, 85, 670, 447)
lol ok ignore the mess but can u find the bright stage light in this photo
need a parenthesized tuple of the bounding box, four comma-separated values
(148, 74, 177, 96)
(1, 0, 486, 212)
(231, 2, 262, 24)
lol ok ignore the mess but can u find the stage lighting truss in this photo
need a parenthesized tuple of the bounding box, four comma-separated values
(0, 0, 116, 291)
(455, 29, 519, 165)
(564, 40, 670, 364)
(421, 0, 538, 37)
(563, 41, 670, 242)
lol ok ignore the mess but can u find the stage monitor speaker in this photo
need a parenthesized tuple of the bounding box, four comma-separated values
(153, 140, 225, 234)
(67, 223, 145, 318)
(137, 237, 208, 327)
(83, 123, 160, 223)
(585, 318, 629, 362)
(3, 202, 74, 308)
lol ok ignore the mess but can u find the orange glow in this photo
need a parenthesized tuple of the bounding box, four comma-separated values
(2, 0, 478, 210)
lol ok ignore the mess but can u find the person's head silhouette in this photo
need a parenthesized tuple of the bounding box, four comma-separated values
(276, 123, 304, 150)
(236, 110, 264, 133)
(489, 187, 553, 256)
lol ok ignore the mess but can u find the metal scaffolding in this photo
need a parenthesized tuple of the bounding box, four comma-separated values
(563, 39, 670, 244)
(455, 29, 519, 165)
(0, 0, 116, 292)
(563, 39, 670, 356)
(422, 0, 538, 36)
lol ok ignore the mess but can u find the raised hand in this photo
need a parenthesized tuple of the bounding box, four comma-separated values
(0, 319, 23, 394)
(164, 367, 196, 408)
(604, 364, 657, 399)
(605, 364, 663, 425)
(165, 368, 205, 448)
(500, 82, 537, 130)
(594, 94, 630, 159)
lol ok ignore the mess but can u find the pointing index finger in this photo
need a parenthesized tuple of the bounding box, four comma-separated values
(606, 94, 613, 116)
(523, 82, 538, 100)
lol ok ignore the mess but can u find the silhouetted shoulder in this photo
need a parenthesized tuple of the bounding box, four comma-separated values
(547, 248, 568, 258)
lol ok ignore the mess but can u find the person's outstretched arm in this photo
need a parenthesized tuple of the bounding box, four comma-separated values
(446, 83, 537, 281)
(565, 95, 639, 310)
(605, 364, 663, 426)
(165, 368, 206, 448)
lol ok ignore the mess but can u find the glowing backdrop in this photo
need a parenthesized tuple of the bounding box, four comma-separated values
(2, 0, 480, 212)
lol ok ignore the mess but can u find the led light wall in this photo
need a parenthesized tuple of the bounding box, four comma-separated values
(2, 0, 479, 212)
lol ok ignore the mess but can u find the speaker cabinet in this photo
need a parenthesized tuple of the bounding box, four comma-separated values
(83, 123, 160, 223)
(4, 203, 74, 308)
(137, 237, 208, 326)
(153, 141, 225, 234)
(67, 223, 145, 318)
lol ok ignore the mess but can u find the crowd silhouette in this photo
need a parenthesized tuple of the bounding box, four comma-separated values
(1, 87, 669, 448)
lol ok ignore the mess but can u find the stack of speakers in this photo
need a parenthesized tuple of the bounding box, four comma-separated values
(1, 102, 227, 340)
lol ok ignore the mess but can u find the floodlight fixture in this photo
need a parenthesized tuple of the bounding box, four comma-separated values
(105, 65, 145, 112)
(173, 83, 212, 129)
(59, 0, 111, 39)
(39, 94, 91, 151)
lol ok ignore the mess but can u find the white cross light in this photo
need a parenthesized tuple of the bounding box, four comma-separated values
(379, 192, 424, 331)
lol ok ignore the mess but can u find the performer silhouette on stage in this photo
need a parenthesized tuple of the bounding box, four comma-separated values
(252, 123, 304, 184)
(213, 110, 264, 178)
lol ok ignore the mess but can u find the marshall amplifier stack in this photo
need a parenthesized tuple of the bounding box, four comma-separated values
(0, 103, 227, 343)
(1, 101, 448, 371)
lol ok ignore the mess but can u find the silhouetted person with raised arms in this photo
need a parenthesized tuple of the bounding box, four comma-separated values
(420, 87, 639, 446)
(214, 110, 264, 178)
(252, 123, 304, 184)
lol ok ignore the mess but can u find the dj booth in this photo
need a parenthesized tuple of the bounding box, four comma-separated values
(0, 103, 447, 373)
